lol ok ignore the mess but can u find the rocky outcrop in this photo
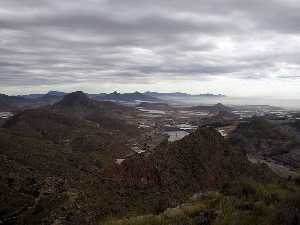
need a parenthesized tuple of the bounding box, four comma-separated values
(105, 128, 273, 191)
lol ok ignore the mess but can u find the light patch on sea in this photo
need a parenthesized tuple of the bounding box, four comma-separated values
(163, 96, 300, 110)
(164, 131, 189, 142)
(137, 108, 166, 114)
(179, 110, 209, 117)
(176, 123, 198, 130)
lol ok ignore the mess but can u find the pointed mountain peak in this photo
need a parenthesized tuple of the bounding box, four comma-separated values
(53, 91, 90, 109)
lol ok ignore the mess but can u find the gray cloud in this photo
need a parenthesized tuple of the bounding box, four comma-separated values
(0, 0, 300, 96)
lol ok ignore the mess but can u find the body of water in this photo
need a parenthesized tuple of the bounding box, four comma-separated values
(165, 97, 300, 110)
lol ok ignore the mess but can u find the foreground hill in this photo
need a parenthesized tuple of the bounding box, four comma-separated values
(1, 94, 299, 225)
(104, 179, 300, 225)
(0, 117, 278, 225)
(0, 128, 113, 225)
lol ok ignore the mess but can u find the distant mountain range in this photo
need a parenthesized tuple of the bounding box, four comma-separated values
(21, 91, 66, 99)
(0, 94, 35, 111)
(92, 91, 160, 102)
(0, 91, 155, 111)
(0, 91, 226, 111)
(19, 90, 225, 100)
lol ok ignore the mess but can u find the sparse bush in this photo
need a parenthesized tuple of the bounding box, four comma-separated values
(95, 159, 103, 169)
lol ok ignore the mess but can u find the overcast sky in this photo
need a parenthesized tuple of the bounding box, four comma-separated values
(1, 0, 300, 97)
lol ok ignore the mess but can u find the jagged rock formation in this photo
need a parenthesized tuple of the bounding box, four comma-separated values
(100, 128, 275, 219)
(93, 91, 160, 102)
(106, 128, 273, 188)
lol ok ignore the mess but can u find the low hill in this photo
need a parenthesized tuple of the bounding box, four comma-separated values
(51, 91, 139, 137)
(190, 103, 232, 113)
(53, 91, 135, 115)
(230, 117, 300, 169)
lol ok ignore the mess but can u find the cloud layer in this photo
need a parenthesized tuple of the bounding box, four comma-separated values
(1, 0, 300, 96)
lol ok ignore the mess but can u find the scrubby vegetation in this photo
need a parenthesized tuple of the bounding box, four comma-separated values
(104, 179, 300, 225)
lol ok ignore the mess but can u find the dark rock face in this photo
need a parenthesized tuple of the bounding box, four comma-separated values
(56, 91, 88, 103)
(52, 91, 92, 111)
